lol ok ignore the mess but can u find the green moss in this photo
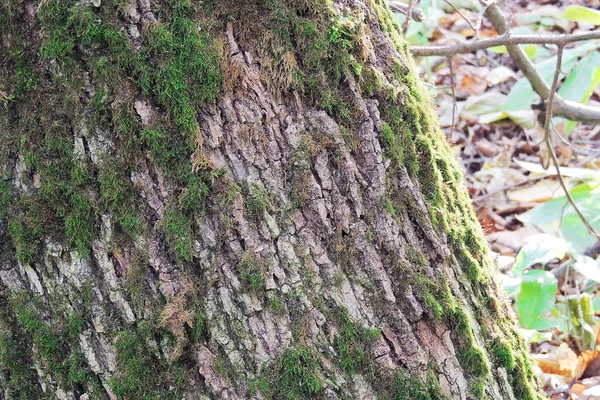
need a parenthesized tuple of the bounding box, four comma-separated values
(181, 175, 210, 215)
(8, 197, 47, 265)
(189, 307, 206, 343)
(461, 346, 490, 378)
(423, 291, 444, 321)
(0, 180, 13, 216)
(275, 345, 323, 400)
(112, 330, 182, 399)
(0, 295, 42, 398)
(163, 208, 194, 263)
(243, 182, 273, 222)
(490, 337, 516, 372)
(249, 368, 272, 397)
(334, 311, 379, 377)
(65, 191, 95, 256)
(468, 377, 486, 399)
(67, 311, 85, 340)
(239, 250, 266, 293)
(9, 293, 65, 379)
(99, 163, 144, 237)
(393, 371, 449, 400)
(270, 294, 286, 315)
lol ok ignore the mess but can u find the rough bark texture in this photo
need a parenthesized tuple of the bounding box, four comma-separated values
(0, 0, 542, 399)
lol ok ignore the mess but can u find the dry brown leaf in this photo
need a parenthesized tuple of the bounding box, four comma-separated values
(572, 382, 588, 395)
(506, 179, 565, 203)
(476, 138, 500, 157)
(531, 343, 585, 380)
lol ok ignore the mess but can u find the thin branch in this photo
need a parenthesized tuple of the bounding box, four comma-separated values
(410, 31, 600, 57)
(481, 1, 600, 126)
(389, 0, 425, 22)
(472, 174, 550, 203)
(442, 0, 479, 31)
(448, 56, 457, 137)
(542, 46, 600, 240)
(402, 0, 419, 36)
(552, 124, 600, 154)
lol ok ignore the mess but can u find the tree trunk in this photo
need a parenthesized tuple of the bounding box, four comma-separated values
(0, 0, 541, 399)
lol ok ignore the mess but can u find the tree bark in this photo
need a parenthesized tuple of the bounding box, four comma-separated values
(0, 0, 541, 399)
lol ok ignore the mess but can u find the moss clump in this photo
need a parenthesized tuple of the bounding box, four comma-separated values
(275, 345, 323, 400)
(334, 311, 379, 376)
(270, 294, 286, 315)
(111, 330, 186, 399)
(10, 294, 63, 375)
(249, 369, 272, 397)
(490, 337, 516, 373)
(0, 293, 42, 398)
(139, 0, 222, 134)
(7, 198, 46, 265)
(238, 250, 266, 293)
(393, 371, 449, 400)
(99, 163, 144, 238)
(163, 208, 194, 263)
(243, 182, 273, 222)
(64, 191, 96, 256)
(189, 307, 206, 343)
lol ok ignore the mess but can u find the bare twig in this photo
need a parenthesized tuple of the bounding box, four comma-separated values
(542, 45, 600, 240)
(410, 31, 600, 57)
(389, 0, 425, 22)
(472, 174, 551, 203)
(442, 0, 480, 31)
(448, 56, 457, 138)
(552, 124, 600, 154)
(481, 2, 600, 126)
(402, 0, 419, 37)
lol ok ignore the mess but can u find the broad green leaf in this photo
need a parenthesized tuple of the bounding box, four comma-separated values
(593, 294, 600, 312)
(504, 42, 600, 111)
(489, 45, 507, 54)
(540, 17, 555, 27)
(524, 44, 538, 59)
(571, 255, 600, 282)
(499, 274, 521, 297)
(563, 5, 600, 25)
(440, 0, 480, 12)
(517, 183, 600, 252)
(519, 329, 553, 344)
(565, 59, 600, 134)
(559, 52, 600, 103)
(513, 234, 569, 276)
(516, 270, 558, 330)
(505, 110, 536, 128)
(478, 111, 508, 124)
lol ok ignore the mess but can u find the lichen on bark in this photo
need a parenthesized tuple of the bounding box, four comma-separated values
(0, 0, 542, 399)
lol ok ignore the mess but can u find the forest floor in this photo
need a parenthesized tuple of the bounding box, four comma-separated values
(403, 0, 600, 398)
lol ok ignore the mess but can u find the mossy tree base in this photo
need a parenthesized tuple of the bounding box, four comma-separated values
(0, 0, 542, 399)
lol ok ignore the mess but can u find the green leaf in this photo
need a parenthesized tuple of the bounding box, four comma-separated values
(517, 183, 600, 253)
(524, 44, 538, 59)
(519, 329, 553, 344)
(516, 270, 558, 330)
(559, 52, 600, 103)
(513, 234, 569, 277)
(499, 274, 522, 297)
(504, 42, 600, 111)
(571, 255, 600, 282)
(558, 51, 600, 134)
(489, 45, 507, 54)
(592, 293, 600, 313)
(563, 6, 600, 25)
